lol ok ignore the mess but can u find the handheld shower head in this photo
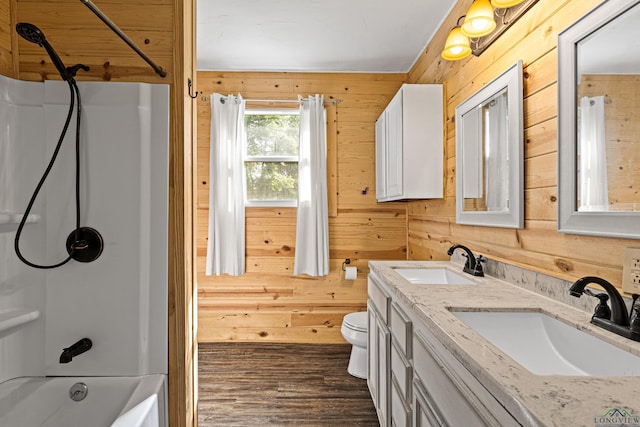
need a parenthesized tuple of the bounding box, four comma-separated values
(16, 22, 45, 46)
(16, 23, 72, 81)
(15, 22, 45, 44)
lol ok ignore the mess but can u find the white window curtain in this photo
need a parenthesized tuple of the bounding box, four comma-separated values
(461, 107, 483, 199)
(294, 95, 329, 276)
(484, 94, 508, 211)
(206, 94, 246, 276)
(578, 96, 608, 211)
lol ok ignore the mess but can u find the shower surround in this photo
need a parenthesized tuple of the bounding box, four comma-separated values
(0, 74, 169, 425)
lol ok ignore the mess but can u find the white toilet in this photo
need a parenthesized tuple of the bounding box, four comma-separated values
(341, 311, 368, 379)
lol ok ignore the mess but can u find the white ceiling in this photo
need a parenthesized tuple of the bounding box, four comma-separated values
(196, 0, 458, 73)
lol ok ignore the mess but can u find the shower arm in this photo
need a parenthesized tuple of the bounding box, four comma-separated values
(79, 0, 167, 78)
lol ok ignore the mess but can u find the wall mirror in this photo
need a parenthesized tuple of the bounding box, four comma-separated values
(558, 0, 640, 239)
(455, 60, 524, 228)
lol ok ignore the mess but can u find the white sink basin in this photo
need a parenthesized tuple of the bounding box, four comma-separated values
(393, 268, 477, 285)
(452, 310, 640, 376)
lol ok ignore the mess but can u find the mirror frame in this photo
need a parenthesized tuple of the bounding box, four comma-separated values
(455, 60, 524, 228)
(558, 0, 640, 239)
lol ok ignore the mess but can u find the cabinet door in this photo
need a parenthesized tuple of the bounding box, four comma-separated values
(413, 331, 487, 426)
(413, 328, 520, 426)
(385, 90, 403, 199)
(413, 377, 445, 427)
(390, 376, 412, 427)
(375, 114, 387, 200)
(401, 84, 444, 199)
(367, 303, 378, 403)
(376, 311, 391, 426)
(368, 301, 390, 427)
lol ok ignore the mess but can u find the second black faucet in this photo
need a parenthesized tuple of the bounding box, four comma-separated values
(569, 276, 640, 342)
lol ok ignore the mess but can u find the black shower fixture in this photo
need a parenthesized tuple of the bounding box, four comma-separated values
(16, 23, 72, 81)
(13, 23, 103, 269)
(15, 23, 89, 81)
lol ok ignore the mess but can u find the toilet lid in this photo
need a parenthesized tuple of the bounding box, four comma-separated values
(343, 311, 368, 332)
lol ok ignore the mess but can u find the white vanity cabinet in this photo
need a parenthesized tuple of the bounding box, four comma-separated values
(368, 271, 520, 427)
(369, 273, 411, 427)
(375, 84, 443, 202)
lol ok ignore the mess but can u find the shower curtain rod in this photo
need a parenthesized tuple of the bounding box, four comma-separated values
(246, 98, 341, 105)
(79, 0, 167, 78)
(201, 96, 341, 105)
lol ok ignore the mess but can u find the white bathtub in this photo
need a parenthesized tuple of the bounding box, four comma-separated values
(0, 374, 166, 427)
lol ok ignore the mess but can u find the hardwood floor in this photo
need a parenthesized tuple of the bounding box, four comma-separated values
(198, 342, 379, 426)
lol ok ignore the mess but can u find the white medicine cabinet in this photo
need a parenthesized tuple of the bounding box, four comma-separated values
(375, 84, 444, 202)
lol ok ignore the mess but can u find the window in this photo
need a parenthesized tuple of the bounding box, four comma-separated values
(244, 109, 300, 206)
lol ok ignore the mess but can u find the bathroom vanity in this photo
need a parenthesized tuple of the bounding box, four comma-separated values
(368, 260, 640, 427)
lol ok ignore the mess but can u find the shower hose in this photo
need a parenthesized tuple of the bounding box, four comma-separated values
(14, 79, 84, 269)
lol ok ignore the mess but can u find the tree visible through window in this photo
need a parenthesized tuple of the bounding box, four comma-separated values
(244, 110, 300, 205)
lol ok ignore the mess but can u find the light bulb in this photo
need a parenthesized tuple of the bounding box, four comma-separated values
(472, 20, 489, 31)
(441, 27, 472, 61)
(461, 0, 496, 38)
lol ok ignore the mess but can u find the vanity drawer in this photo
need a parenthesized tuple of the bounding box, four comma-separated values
(368, 274, 390, 323)
(390, 301, 412, 359)
(391, 340, 412, 402)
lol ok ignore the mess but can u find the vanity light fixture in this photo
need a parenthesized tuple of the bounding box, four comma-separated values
(461, 0, 496, 38)
(441, 0, 539, 60)
(441, 20, 472, 61)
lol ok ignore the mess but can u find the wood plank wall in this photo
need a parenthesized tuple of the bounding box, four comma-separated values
(171, 0, 197, 425)
(14, 0, 173, 82)
(196, 72, 407, 343)
(0, 0, 12, 76)
(406, 0, 640, 285)
(5, 0, 196, 425)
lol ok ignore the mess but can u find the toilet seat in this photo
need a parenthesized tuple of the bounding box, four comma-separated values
(342, 312, 367, 333)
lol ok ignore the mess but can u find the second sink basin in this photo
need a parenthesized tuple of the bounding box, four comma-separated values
(452, 310, 640, 376)
(393, 268, 477, 285)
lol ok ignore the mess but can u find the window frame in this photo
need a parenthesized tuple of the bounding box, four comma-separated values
(243, 108, 300, 208)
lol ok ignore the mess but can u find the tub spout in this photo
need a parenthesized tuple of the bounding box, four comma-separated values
(60, 338, 92, 363)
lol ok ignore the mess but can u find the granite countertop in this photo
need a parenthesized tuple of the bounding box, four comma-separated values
(369, 260, 640, 427)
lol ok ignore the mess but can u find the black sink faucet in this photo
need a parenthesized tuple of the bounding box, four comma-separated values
(569, 276, 640, 342)
(447, 244, 484, 277)
(60, 338, 93, 363)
